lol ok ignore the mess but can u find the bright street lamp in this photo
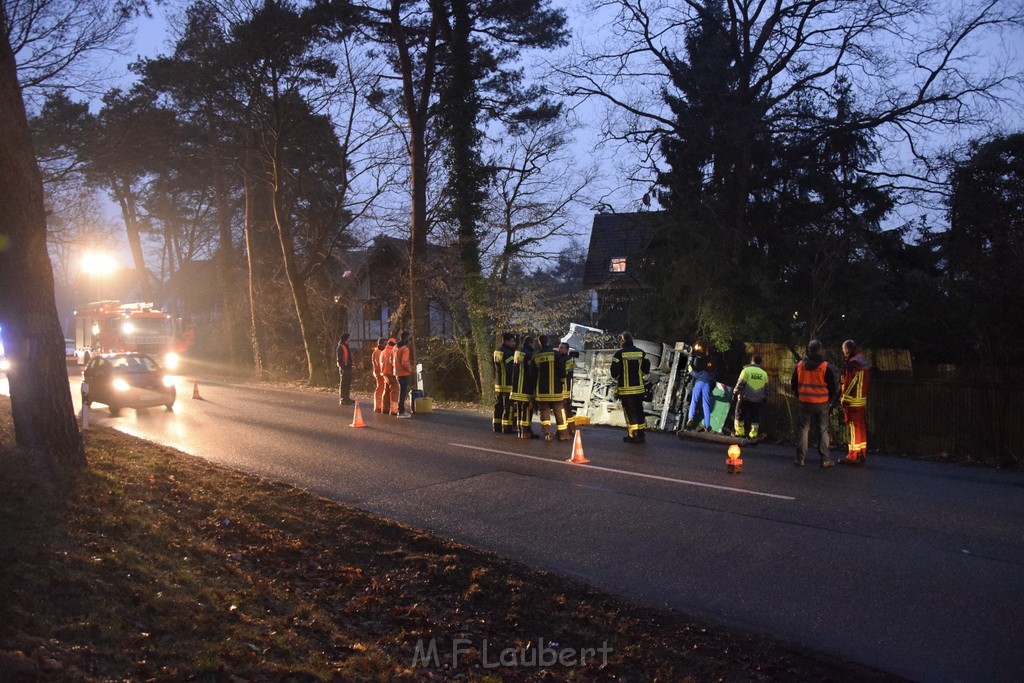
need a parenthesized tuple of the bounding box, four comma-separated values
(81, 251, 117, 301)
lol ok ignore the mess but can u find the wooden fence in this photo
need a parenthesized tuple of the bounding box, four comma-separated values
(744, 343, 1022, 467)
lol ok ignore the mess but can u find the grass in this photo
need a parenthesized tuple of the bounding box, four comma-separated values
(0, 396, 898, 681)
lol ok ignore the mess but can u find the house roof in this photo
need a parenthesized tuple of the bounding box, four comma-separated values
(582, 211, 666, 288)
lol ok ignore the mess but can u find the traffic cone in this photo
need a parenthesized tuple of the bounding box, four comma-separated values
(566, 430, 590, 464)
(350, 401, 368, 428)
(192, 380, 202, 400)
(726, 443, 743, 474)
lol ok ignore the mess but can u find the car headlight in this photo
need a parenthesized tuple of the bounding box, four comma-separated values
(162, 375, 176, 388)
(112, 377, 131, 392)
(164, 352, 180, 370)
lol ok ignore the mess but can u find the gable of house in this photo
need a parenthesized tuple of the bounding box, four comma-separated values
(582, 211, 666, 289)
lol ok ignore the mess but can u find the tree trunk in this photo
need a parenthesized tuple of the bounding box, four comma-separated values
(242, 143, 271, 379)
(271, 159, 330, 386)
(110, 175, 152, 301)
(213, 150, 242, 366)
(0, 29, 85, 470)
(408, 125, 431, 367)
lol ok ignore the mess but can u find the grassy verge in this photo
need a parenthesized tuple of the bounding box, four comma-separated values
(0, 397, 896, 681)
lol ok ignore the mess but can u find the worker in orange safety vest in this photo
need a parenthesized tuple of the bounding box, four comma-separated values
(381, 337, 398, 416)
(840, 339, 870, 465)
(394, 332, 413, 418)
(790, 339, 839, 468)
(371, 338, 387, 413)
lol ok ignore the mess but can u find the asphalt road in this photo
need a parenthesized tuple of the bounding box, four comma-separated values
(9, 372, 1024, 681)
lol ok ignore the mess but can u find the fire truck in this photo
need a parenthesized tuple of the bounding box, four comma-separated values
(73, 301, 192, 370)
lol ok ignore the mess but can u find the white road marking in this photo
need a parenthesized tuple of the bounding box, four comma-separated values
(450, 443, 795, 501)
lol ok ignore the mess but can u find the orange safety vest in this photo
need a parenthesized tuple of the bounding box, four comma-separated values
(796, 361, 830, 404)
(381, 344, 396, 375)
(395, 345, 412, 377)
(371, 347, 383, 376)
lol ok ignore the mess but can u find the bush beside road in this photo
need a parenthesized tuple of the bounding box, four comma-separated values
(0, 397, 896, 681)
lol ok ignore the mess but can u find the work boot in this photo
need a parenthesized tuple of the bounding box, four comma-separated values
(623, 435, 641, 443)
(820, 459, 836, 468)
(636, 431, 646, 443)
(794, 457, 805, 467)
(557, 431, 570, 442)
(684, 419, 698, 431)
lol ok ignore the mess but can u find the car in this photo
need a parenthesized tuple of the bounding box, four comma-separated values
(82, 352, 176, 416)
(65, 338, 78, 363)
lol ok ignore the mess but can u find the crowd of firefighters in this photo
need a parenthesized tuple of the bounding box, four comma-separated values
(337, 330, 871, 465)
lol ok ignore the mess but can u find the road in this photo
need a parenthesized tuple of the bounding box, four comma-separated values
(8, 371, 1024, 681)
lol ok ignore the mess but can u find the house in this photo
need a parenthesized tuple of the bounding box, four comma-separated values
(330, 235, 457, 348)
(582, 211, 668, 332)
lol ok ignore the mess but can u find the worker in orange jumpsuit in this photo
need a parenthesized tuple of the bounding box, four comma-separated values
(395, 332, 413, 418)
(381, 337, 399, 416)
(840, 339, 870, 464)
(371, 337, 387, 413)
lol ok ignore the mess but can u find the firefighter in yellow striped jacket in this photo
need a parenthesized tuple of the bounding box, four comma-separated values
(492, 333, 518, 433)
(510, 336, 537, 439)
(840, 339, 870, 465)
(611, 331, 651, 444)
(532, 335, 569, 442)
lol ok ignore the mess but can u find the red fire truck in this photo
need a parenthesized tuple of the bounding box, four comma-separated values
(73, 301, 192, 370)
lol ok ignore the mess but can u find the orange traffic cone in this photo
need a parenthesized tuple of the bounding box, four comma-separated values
(566, 430, 590, 464)
(726, 444, 743, 474)
(350, 401, 368, 428)
(192, 380, 202, 400)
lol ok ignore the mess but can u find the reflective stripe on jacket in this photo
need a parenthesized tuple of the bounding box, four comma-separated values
(510, 349, 535, 402)
(841, 354, 870, 407)
(611, 347, 650, 396)
(796, 361, 830, 404)
(493, 344, 515, 393)
(533, 349, 565, 402)
(381, 344, 396, 375)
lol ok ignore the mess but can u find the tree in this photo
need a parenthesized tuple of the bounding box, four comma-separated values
(1, 0, 144, 470)
(946, 133, 1024, 364)
(346, 0, 567, 390)
(564, 0, 1022, 343)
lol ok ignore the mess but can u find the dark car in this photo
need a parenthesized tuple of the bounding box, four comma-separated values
(82, 352, 176, 416)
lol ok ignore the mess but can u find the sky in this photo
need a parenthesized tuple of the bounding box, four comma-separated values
(63, 0, 1024, 272)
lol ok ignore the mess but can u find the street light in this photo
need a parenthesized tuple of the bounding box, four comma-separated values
(81, 251, 117, 301)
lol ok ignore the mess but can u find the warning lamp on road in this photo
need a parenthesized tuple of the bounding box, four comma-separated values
(726, 444, 743, 474)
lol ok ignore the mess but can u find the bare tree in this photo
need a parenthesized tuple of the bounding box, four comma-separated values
(561, 0, 1024, 195)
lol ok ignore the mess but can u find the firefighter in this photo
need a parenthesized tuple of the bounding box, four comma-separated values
(511, 335, 537, 439)
(371, 337, 387, 413)
(492, 333, 518, 433)
(533, 335, 569, 442)
(733, 354, 768, 438)
(840, 339, 870, 464)
(611, 331, 651, 443)
(381, 337, 398, 416)
(395, 332, 413, 418)
(558, 342, 577, 435)
(337, 333, 354, 405)
(790, 339, 839, 468)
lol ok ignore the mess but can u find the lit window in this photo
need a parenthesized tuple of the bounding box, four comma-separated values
(609, 257, 627, 273)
